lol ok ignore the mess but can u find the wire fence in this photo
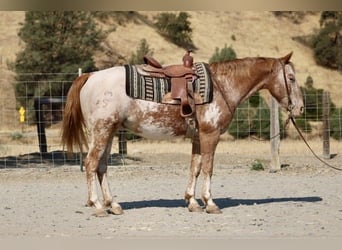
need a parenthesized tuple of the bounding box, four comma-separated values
(0, 72, 341, 168)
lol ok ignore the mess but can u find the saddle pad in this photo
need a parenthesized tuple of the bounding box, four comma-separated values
(124, 62, 213, 104)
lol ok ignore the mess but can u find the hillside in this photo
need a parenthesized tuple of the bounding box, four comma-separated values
(0, 11, 341, 130)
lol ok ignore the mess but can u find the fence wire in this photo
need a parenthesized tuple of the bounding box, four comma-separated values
(0, 72, 341, 168)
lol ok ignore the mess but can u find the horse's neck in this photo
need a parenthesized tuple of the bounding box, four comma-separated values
(211, 59, 275, 108)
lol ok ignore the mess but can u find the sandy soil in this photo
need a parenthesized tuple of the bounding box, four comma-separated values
(1, 140, 342, 239)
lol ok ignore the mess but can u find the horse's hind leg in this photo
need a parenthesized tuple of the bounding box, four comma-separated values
(85, 149, 106, 216)
(185, 133, 203, 212)
(97, 136, 123, 215)
(84, 119, 122, 216)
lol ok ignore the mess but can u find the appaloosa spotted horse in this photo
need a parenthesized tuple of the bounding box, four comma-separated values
(61, 52, 304, 216)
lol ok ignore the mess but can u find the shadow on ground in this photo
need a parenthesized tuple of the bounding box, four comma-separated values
(119, 196, 323, 210)
(0, 151, 140, 168)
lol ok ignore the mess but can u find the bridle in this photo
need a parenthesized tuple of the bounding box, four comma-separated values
(279, 60, 295, 114)
(280, 60, 342, 171)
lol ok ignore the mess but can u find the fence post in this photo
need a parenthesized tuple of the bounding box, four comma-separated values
(270, 96, 280, 171)
(34, 98, 47, 153)
(322, 91, 330, 159)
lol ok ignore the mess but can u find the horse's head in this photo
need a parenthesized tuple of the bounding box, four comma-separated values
(266, 52, 304, 117)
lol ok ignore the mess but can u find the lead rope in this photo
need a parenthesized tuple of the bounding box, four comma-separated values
(289, 115, 342, 171)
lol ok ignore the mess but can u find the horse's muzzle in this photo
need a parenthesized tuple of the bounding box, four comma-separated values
(288, 104, 304, 117)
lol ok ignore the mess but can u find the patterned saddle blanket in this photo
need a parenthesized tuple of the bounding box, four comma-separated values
(124, 62, 213, 105)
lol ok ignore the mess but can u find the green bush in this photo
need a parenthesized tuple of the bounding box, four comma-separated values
(154, 12, 196, 50)
(228, 102, 252, 139)
(330, 108, 342, 140)
(293, 117, 312, 133)
(228, 93, 283, 139)
(301, 87, 324, 121)
(91, 11, 140, 24)
(311, 11, 342, 71)
(272, 11, 306, 24)
(11, 132, 23, 141)
(209, 44, 237, 63)
(129, 39, 153, 65)
(296, 75, 338, 135)
(251, 160, 265, 171)
(300, 82, 336, 122)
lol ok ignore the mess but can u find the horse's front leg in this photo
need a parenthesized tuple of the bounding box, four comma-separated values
(200, 131, 222, 214)
(185, 133, 203, 212)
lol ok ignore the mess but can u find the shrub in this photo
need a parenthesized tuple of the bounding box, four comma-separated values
(296, 75, 337, 135)
(251, 160, 265, 171)
(293, 117, 312, 134)
(129, 39, 153, 65)
(11, 132, 23, 141)
(311, 11, 342, 71)
(209, 44, 237, 63)
(154, 12, 196, 50)
(92, 11, 140, 24)
(299, 76, 335, 122)
(228, 93, 283, 139)
(330, 108, 342, 140)
(272, 11, 306, 24)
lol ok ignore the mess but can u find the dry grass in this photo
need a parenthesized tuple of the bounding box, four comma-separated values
(123, 137, 342, 156)
(1, 127, 341, 158)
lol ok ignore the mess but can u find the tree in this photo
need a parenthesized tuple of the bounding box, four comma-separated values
(13, 11, 106, 121)
(312, 11, 342, 71)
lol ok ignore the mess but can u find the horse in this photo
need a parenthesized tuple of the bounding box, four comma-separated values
(61, 52, 304, 216)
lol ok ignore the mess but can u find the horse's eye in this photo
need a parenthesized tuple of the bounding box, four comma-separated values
(288, 74, 295, 83)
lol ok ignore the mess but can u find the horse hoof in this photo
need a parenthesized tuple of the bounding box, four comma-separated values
(206, 205, 222, 214)
(85, 200, 94, 207)
(188, 204, 203, 213)
(93, 208, 108, 217)
(109, 206, 124, 215)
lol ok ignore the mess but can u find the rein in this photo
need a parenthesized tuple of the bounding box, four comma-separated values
(280, 60, 342, 171)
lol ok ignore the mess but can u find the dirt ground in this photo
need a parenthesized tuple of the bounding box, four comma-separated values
(0, 140, 342, 239)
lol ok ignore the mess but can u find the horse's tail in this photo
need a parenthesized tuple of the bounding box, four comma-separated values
(61, 73, 91, 153)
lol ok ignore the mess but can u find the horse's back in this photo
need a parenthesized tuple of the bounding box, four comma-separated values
(82, 66, 126, 95)
(80, 66, 130, 121)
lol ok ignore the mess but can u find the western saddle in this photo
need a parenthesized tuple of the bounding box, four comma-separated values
(142, 50, 198, 118)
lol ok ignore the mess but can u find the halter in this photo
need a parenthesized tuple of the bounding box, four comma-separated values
(279, 59, 294, 115)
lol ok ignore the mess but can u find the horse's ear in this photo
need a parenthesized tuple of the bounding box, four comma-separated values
(280, 52, 293, 64)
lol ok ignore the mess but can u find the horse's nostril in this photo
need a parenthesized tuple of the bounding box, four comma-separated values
(300, 106, 304, 114)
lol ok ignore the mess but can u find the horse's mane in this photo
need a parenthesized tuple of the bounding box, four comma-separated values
(209, 57, 279, 77)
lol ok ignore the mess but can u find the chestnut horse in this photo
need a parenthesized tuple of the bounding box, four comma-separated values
(61, 52, 304, 216)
